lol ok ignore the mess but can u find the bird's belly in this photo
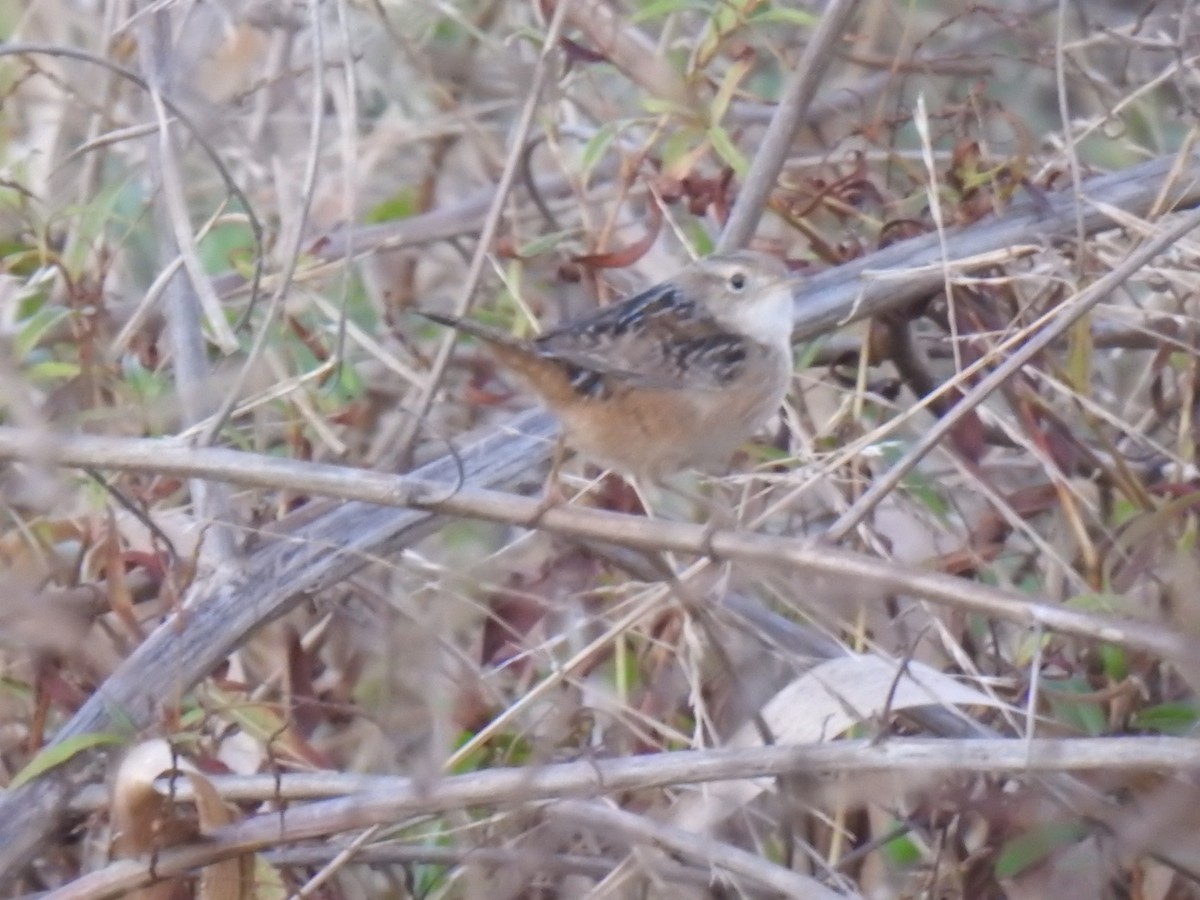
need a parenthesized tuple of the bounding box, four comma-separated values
(554, 369, 788, 479)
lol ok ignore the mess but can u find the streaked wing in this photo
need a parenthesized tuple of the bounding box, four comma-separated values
(533, 282, 754, 394)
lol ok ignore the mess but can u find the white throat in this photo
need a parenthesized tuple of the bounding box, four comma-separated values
(724, 284, 794, 352)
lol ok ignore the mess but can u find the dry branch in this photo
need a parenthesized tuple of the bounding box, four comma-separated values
(0, 426, 1192, 660)
(64, 734, 1200, 812)
(43, 737, 1200, 900)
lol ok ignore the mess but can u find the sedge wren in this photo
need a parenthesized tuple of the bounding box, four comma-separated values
(421, 250, 794, 481)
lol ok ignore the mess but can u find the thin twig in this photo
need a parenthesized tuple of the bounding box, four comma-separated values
(199, 0, 329, 445)
(138, 15, 238, 562)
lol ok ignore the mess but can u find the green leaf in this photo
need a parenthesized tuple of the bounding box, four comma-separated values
(1063, 592, 1127, 615)
(581, 123, 619, 177)
(882, 828, 922, 866)
(710, 56, 752, 124)
(366, 187, 420, 224)
(0, 676, 33, 700)
(612, 634, 640, 696)
(748, 6, 818, 26)
(1098, 643, 1128, 682)
(1065, 315, 1093, 394)
(1044, 677, 1107, 736)
(1109, 496, 1141, 528)
(450, 731, 488, 774)
(58, 179, 134, 275)
(10, 731, 128, 788)
(995, 821, 1088, 880)
(325, 359, 365, 403)
(122, 355, 167, 402)
(198, 222, 256, 273)
(660, 127, 704, 173)
(897, 466, 951, 518)
(1013, 628, 1051, 668)
(642, 96, 697, 118)
(686, 222, 715, 256)
(1131, 702, 1200, 736)
(708, 125, 749, 176)
(630, 0, 710, 24)
(518, 228, 579, 258)
(0, 244, 50, 278)
(24, 359, 81, 382)
(14, 305, 72, 360)
(794, 337, 830, 369)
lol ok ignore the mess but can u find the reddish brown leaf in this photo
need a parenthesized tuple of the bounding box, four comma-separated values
(573, 201, 663, 270)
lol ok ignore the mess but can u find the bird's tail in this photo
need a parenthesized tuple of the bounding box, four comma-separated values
(417, 310, 579, 407)
(416, 310, 523, 346)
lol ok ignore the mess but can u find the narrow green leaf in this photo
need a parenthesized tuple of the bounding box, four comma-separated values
(686, 222, 715, 256)
(1044, 677, 1107, 736)
(366, 187, 420, 224)
(995, 821, 1088, 880)
(708, 125, 749, 176)
(1063, 592, 1126, 615)
(519, 228, 579, 258)
(1065, 315, 1093, 394)
(14, 305, 71, 360)
(642, 96, 697, 118)
(710, 57, 752, 125)
(11, 731, 128, 788)
(24, 359, 82, 382)
(581, 123, 619, 177)
(1098, 643, 1128, 682)
(1131, 702, 1200, 736)
(882, 829, 922, 866)
(749, 7, 818, 26)
(630, 0, 708, 24)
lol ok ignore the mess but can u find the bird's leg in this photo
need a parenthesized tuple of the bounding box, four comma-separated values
(525, 433, 569, 529)
(634, 476, 732, 561)
(630, 477, 689, 571)
(694, 476, 740, 559)
(629, 477, 661, 520)
(697, 501, 730, 559)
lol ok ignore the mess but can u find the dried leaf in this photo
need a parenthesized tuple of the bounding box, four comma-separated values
(672, 654, 1009, 830)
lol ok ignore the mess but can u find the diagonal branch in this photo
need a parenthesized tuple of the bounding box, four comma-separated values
(719, 0, 862, 250)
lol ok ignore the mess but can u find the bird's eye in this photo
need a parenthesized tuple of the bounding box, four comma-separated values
(728, 271, 748, 292)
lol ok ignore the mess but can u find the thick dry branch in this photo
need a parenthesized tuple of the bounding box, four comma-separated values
(790, 149, 1200, 339)
(0, 426, 1191, 661)
(1, 151, 1197, 882)
(44, 737, 1200, 900)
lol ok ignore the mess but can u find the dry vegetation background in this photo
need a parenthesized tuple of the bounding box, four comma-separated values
(1, 0, 1200, 897)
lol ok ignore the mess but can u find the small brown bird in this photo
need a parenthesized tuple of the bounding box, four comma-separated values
(422, 250, 795, 481)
